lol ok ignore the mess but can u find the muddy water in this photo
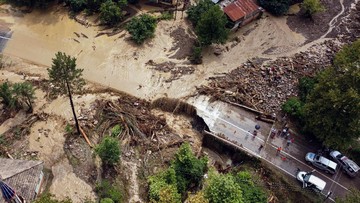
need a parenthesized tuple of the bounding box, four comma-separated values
(1, 6, 308, 100)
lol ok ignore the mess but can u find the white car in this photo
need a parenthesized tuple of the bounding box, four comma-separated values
(297, 171, 326, 192)
(305, 152, 338, 174)
(330, 151, 359, 177)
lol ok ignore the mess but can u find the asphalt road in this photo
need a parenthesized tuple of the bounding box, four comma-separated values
(188, 95, 359, 202)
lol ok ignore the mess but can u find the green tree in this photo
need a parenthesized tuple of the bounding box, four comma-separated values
(148, 168, 180, 203)
(333, 39, 360, 68)
(282, 97, 304, 119)
(186, 0, 214, 26)
(336, 189, 360, 203)
(0, 81, 15, 108)
(234, 171, 267, 203)
(100, 0, 123, 26)
(66, 0, 87, 12)
(48, 52, 85, 135)
(126, 14, 157, 44)
(303, 40, 360, 148)
(95, 180, 122, 203)
(258, 0, 291, 16)
(298, 76, 317, 102)
(172, 143, 207, 194)
(195, 5, 229, 46)
(302, 0, 325, 18)
(204, 172, 244, 203)
(100, 198, 114, 203)
(12, 82, 35, 112)
(95, 136, 121, 166)
(187, 191, 209, 203)
(33, 193, 72, 203)
(190, 45, 203, 64)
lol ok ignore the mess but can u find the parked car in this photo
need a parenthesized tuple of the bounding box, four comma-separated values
(329, 150, 359, 177)
(297, 171, 326, 192)
(305, 152, 338, 174)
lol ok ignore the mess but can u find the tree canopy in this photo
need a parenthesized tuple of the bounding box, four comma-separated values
(258, 0, 291, 16)
(126, 14, 157, 44)
(48, 52, 85, 95)
(0, 81, 35, 112)
(204, 172, 244, 203)
(100, 0, 123, 26)
(187, 0, 214, 26)
(95, 136, 121, 166)
(303, 40, 360, 148)
(195, 5, 229, 46)
(301, 0, 325, 18)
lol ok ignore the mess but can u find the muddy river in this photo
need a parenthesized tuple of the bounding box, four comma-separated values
(0, 4, 307, 100)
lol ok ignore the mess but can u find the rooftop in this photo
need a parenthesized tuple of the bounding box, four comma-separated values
(0, 158, 43, 203)
(223, 0, 260, 22)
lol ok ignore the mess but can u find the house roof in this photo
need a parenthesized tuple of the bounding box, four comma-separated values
(0, 158, 43, 203)
(223, 0, 260, 22)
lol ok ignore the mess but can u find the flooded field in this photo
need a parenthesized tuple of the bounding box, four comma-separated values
(0, 4, 307, 100)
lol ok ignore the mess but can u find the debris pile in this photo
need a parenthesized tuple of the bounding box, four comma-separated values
(197, 40, 340, 113)
(146, 60, 195, 82)
(169, 27, 196, 59)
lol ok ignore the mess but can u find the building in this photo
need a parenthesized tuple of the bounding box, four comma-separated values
(0, 159, 44, 203)
(222, 0, 263, 30)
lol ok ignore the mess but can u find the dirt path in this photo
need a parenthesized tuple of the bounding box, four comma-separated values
(123, 160, 142, 203)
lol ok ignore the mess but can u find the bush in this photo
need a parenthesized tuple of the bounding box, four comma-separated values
(258, 0, 291, 16)
(100, 198, 114, 203)
(235, 171, 267, 203)
(100, 0, 123, 26)
(95, 136, 121, 166)
(110, 124, 122, 137)
(187, 0, 214, 26)
(148, 168, 181, 203)
(204, 172, 244, 203)
(282, 97, 304, 118)
(172, 143, 208, 194)
(158, 11, 173, 21)
(33, 193, 72, 203)
(302, 0, 325, 18)
(298, 77, 317, 102)
(95, 180, 122, 203)
(190, 45, 203, 64)
(126, 14, 157, 44)
(0, 81, 15, 108)
(66, 0, 87, 12)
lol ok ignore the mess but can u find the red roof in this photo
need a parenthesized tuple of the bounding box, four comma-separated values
(223, 0, 260, 22)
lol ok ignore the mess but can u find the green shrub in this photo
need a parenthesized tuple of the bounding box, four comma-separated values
(65, 123, 73, 134)
(100, 0, 123, 26)
(100, 198, 114, 203)
(33, 193, 72, 203)
(258, 0, 291, 16)
(126, 14, 157, 44)
(302, 0, 325, 18)
(158, 11, 173, 20)
(235, 171, 267, 203)
(282, 97, 304, 118)
(111, 124, 122, 137)
(66, 0, 87, 12)
(190, 45, 203, 64)
(95, 180, 122, 203)
(95, 136, 121, 166)
(298, 77, 317, 102)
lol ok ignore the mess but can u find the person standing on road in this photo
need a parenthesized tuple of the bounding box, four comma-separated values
(258, 144, 264, 152)
(276, 147, 282, 156)
(286, 139, 291, 148)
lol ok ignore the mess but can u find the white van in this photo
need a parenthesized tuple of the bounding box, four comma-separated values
(297, 171, 326, 192)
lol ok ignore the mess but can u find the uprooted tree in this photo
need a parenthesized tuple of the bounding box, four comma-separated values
(47, 52, 85, 135)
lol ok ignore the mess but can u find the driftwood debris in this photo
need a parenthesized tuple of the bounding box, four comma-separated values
(79, 126, 93, 148)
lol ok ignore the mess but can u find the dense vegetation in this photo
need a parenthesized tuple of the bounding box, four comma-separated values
(95, 136, 121, 166)
(126, 14, 157, 44)
(282, 39, 360, 149)
(0, 81, 35, 112)
(148, 143, 267, 203)
(258, 0, 291, 16)
(301, 0, 325, 18)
